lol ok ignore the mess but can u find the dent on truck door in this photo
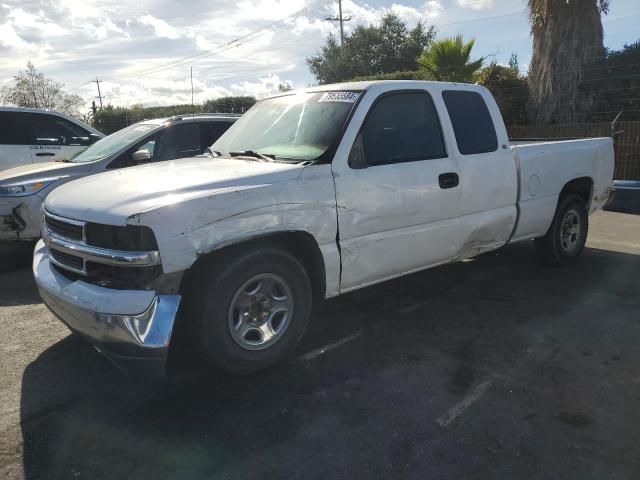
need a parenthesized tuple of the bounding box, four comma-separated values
(333, 90, 465, 292)
(441, 89, 518, 259)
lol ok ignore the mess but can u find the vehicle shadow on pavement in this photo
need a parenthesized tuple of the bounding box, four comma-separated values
(0, 243, 41, 307)
(19, 242, 640, 480)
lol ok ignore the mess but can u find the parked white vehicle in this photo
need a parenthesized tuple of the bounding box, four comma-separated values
(0, 107, 103, 171)
(33, 81, 614, 376)
(0, 114, 238, 241)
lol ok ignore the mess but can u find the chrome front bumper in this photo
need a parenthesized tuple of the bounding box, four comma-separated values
(33, 240, 181, 376)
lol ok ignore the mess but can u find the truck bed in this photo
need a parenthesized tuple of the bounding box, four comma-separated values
(509, 137, 615, 242)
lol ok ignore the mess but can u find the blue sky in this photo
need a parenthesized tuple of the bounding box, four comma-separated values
(0, 0, 638, 111)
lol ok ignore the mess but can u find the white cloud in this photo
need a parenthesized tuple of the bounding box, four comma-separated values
(0, 21, 36, 51)
(456, 0, 495, 11)
(230, 74, 293, 98)
(139, 14, 180, 39)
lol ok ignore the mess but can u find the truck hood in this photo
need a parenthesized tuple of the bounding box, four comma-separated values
(45, 157, 305, 225)
(0, 161, 91, 185)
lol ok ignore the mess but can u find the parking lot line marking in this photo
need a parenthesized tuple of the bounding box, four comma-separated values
(299, 330, 363, 361)
(435, 380, 493, 428)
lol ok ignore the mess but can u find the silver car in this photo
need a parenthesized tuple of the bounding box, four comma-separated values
(0, 113, 238, 242)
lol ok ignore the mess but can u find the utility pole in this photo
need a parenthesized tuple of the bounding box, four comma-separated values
(94, 78, 103, 109)
(325, 0, 351, 46)
(190, 66, 194, 107)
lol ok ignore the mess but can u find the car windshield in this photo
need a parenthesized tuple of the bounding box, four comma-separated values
(211, 91, 360, 162)
(69, 123, 158, 163)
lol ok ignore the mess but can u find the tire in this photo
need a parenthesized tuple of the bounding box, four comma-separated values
(535, 194, 588, 266)
(185, 245, 312, 374)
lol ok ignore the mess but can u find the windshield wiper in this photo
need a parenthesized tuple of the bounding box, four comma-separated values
(55, 159, 72, 163)
(228, 150, 275, 162)
(204, 147, 222, 158)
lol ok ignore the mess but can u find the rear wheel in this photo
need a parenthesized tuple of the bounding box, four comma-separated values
(535, 194, 588, 266)
(185, 245, 312, 374)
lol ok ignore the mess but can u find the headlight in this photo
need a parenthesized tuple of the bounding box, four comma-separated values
(0, 179, 58, 197)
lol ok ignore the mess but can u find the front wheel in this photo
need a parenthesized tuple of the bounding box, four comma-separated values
(535, 194, 588, 266)
(186, 245, 312, 374)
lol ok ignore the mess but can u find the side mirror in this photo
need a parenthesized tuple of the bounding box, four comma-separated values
(89, 133, 102, 144)
(131, 149, 152, 163)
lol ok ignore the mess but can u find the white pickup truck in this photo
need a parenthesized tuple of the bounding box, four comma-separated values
(33, 81, 614, 376)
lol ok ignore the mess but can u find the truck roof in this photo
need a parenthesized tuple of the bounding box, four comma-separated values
(269, 80, 484, 99)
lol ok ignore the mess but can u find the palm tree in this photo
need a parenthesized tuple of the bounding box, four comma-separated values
(417, 36, 485, 83)
(527, 0, 609, 124)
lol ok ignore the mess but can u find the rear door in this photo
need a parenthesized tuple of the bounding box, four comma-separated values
(0, 111, 33, 171)
(332, 87, 465, 291)
(28, 113, 93, 163)
(440, 89, 518, 257)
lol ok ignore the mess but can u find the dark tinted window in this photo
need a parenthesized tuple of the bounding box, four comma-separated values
(156, 124, 201, 160)
(31, 113, 92, 146)
(0, 112, 30, 144)
(353, 92, 446, 167)
(442, 90, 498, 155)
(201, 121, 233, 150)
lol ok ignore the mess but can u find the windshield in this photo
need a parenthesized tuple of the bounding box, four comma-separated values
(69, 123, 158, 163)
(212, 91, 360, 162)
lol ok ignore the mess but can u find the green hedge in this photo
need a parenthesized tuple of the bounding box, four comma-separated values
(93, 96, 256, 134)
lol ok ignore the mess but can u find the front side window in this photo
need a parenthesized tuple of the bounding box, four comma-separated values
(71, 123, 158, 163)
(442, 90, 498, 155)
(31, 114, 91, 146)
(212, 91, 358, 162)
(351, 91, 446, 167)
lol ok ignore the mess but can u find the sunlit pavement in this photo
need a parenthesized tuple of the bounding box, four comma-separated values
(1, 210, 639, 479)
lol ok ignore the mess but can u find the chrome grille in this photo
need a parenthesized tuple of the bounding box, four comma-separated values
(44, 212, 84, 241)
(50, 249, 84, 271)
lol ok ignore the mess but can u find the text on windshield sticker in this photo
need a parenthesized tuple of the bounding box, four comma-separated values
(318, 92, 360, 103)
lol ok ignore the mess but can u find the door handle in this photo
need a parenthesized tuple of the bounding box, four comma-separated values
(439, 172, 459, 189)
(35, 152, 55, 157)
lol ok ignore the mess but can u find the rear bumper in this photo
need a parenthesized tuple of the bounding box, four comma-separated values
(33, 240, 181, 376)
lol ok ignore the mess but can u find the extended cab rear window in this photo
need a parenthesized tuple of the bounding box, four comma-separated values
(442, 90, 498, 155)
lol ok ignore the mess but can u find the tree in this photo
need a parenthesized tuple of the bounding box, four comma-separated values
(476, 55, 529, 125)
(0, 61, 84, 116)
(278, 82, 293, 92)
(417, 35, 484, 83)
(527, 0, 609, 124)
(306, 13, 435, 84)
(588, 40, 640, 121)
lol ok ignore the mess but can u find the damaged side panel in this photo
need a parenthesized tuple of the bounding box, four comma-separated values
(124, 164, 342, 298)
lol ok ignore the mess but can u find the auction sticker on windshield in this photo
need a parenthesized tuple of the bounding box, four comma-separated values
(318, 92, 360, 103)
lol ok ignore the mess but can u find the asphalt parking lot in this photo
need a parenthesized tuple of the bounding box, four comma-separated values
(1, 210, 639, 480)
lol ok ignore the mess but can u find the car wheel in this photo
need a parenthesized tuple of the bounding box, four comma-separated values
(186, 245, 312, 374)
(535, 194, 588, 266)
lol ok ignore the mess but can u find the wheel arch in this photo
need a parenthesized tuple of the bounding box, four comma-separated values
(559, 176, 593, 209)
(179, 230, 327, 301)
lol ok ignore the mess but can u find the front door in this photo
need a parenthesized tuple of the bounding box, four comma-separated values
(29, 113, 91, 163)
(332, 87, 465, 292)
